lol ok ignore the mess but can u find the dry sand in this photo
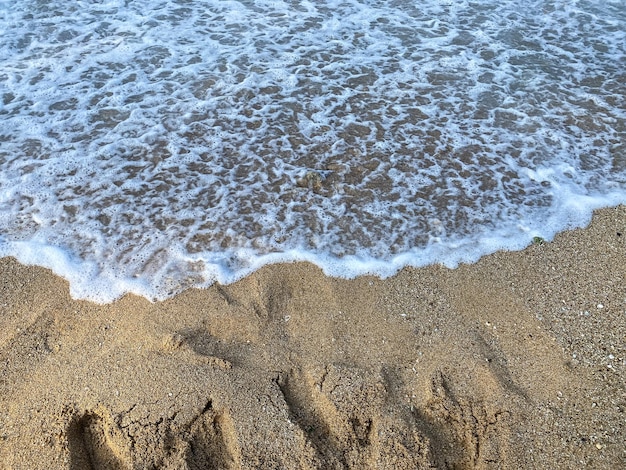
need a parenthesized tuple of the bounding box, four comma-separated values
(0, 206, 625, 469)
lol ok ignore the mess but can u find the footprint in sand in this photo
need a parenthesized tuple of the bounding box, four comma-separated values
(184, 400, 242, 470)
(67, 410, 131, 470)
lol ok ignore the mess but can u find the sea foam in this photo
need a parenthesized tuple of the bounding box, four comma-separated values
(0, 0, 625, 302)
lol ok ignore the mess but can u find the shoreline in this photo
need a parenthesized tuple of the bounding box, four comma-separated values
(1, 205, 625, 468)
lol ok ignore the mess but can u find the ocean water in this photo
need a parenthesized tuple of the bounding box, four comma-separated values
(1, 0, 625, 302)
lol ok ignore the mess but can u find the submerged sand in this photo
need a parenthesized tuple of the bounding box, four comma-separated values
(0, 206, 624, 469)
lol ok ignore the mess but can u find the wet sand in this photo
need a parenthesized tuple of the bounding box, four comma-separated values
(0, 206, 625, 469)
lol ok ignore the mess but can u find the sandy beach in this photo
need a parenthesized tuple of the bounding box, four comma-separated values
(0, 205, 624, 469)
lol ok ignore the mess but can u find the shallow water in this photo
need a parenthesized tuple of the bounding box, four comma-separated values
(1, 0, 625, 302)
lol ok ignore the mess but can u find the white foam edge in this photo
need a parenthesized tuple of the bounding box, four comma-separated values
(2, 190, 624, 305)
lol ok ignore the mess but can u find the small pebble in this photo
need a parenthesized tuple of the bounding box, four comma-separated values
(597, 304, 604, 309)
(595, 443, 603, 450)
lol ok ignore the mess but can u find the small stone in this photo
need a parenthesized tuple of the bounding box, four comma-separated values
(595, 443, 603, 450)
(597, 304, 604, 309)
(296, 171, 324, 191)
(532, 236, 545, 245)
